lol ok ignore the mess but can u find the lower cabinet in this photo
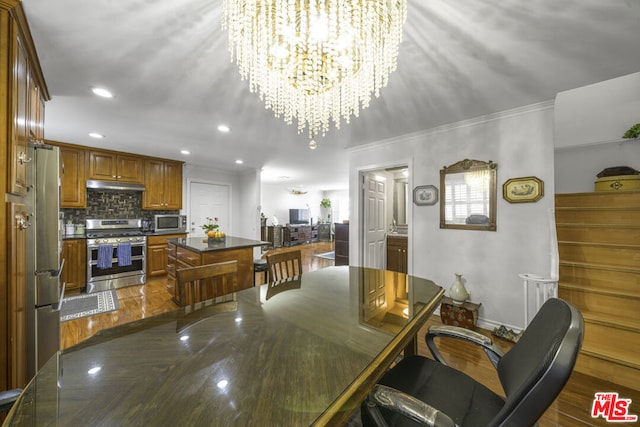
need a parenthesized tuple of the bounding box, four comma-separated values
(168, 242, 254, 306)
(334, 223, 349, 266)
(146, 234, 186, 277)
(283, 225, 318, 246)
(386, 235, 407, 274)
(318, 223, 331, 242)
(8, 202, 28, 388)
(61, 238, 87, 292)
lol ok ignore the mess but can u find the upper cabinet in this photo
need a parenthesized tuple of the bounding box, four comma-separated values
(50, 141, 184, 210)
(59, 145, 86, 208)
(143, 159, 183, 210)
(5, 9, 48, 197)
(28, 74, 45, 143)
(87, 149, 144, 183)
(8, 27, 29, 196)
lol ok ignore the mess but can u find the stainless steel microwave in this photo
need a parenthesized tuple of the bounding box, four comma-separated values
(153, 215, 187, 233)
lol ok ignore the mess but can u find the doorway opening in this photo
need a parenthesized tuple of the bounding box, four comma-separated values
(360, 164, 409, 270)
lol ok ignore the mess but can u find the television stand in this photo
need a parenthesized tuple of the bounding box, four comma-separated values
(283, 224, 319, 246)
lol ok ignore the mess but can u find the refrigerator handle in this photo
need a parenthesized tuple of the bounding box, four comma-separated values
(53, 282, 66, 312)
(54, 258, 65, 278)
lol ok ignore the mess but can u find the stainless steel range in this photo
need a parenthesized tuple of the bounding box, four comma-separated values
(85, 219, 147, 293)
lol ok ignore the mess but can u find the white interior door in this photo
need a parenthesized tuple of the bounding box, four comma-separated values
(189, 181, 231, 236)
(363, 172, 387, 269)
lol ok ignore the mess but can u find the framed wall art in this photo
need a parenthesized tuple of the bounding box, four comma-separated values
(502, 176, 544, 203)
(413, 185, 438, 206)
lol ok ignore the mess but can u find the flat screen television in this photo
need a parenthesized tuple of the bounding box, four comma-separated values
(289, 208, 310, 225)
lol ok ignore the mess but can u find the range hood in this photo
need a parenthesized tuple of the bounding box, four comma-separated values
(86, 180, 145, 192)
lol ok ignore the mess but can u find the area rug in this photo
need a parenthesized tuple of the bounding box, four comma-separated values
(313, 251, 335, 260)
(60, 289, 120, 322)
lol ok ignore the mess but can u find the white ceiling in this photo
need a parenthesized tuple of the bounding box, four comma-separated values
(21, 0, 640, 191)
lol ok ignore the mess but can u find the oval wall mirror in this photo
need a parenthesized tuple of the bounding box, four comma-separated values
(439, 159, 497, 231)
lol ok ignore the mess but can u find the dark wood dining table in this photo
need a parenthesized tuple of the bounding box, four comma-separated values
(6, 266, 443, 426)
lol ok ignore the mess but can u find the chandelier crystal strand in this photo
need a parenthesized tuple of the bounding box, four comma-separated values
(222, 0, 407, 148)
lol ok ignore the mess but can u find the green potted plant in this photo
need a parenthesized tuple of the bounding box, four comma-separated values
(320, 198, 331, 209)
(623, 123, 640, 139)
(320, 198, 332, 223)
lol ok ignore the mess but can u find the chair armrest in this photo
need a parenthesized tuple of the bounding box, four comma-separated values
(366, 384, 456, 427)
(426, 325, 504, 369)
(0, 388, 22, 413)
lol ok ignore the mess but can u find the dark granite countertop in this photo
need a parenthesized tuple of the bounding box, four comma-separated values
(168, 236, 268, 253)
(62, 234, 86, 240)
(145, 231, 188, 236)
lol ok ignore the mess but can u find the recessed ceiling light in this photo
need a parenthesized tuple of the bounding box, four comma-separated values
(89, 132, 105, 139)
(235, 159, 243, 164)
(217, 125, 230, 133)
(91, 87, 113, 98)
(180, 150, 190, 155)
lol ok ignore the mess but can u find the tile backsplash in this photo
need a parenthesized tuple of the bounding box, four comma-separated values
(61, 190, 178, 225)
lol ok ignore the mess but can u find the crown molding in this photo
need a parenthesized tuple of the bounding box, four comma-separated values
(349, 100, 555, 153)
(3, 1, 50, 100)
(0, 1, 19, 11)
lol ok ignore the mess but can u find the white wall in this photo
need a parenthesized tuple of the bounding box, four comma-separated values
(321, 189, 350, 223)
(554, 71, 640, 194)
(237, 169, 261, 240)
(260, 184, 324, 226)
(349, 102, 555, 330)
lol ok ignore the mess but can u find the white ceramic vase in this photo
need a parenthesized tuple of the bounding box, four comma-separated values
(449, 273, 470, 304)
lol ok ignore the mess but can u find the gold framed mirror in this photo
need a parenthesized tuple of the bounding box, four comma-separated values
(440, 159, 497, 231)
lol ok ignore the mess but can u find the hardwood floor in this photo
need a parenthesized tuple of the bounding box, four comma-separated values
(60, 241, 639, 426)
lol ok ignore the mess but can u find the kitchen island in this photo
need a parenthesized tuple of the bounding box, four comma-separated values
(167, 236, 267, 305)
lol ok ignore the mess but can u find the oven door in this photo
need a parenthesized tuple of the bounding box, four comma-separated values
(86, 241, 146, 292)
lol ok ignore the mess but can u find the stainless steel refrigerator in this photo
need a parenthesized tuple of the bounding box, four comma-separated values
(24, 143, 64, 378)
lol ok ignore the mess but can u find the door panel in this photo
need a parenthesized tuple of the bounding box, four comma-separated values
(189, 182, 231, 236)
(363, 172, 387, 269)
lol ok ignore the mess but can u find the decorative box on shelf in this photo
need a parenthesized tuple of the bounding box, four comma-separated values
(440, 296, 481, 329)
(594, 175, 640, 191)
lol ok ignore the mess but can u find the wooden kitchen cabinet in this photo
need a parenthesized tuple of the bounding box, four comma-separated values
(8, 27, 46, 196)
(1, 4, 50, 391)
(386, 235, 408, 274)
(61, 239, 86, 291)
(147, 233, 187, 277)
(7, 202, 28, 389)
(142, 159, 183, 210)
(58, 144, 86, 208)
(87, 149, 144, 183)
(28, 71, 45, 143)
(7, 25, 29, 197)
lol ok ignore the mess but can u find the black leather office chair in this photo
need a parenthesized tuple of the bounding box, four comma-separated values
(0, 388, 21, 414)
(362, 298, 584, 427)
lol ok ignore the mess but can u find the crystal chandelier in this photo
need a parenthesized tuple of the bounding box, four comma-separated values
(222, 0, 407, 149)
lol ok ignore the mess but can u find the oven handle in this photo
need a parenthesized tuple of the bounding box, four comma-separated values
(87, 241, 146, 250)
(88, 255, 145, 266)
